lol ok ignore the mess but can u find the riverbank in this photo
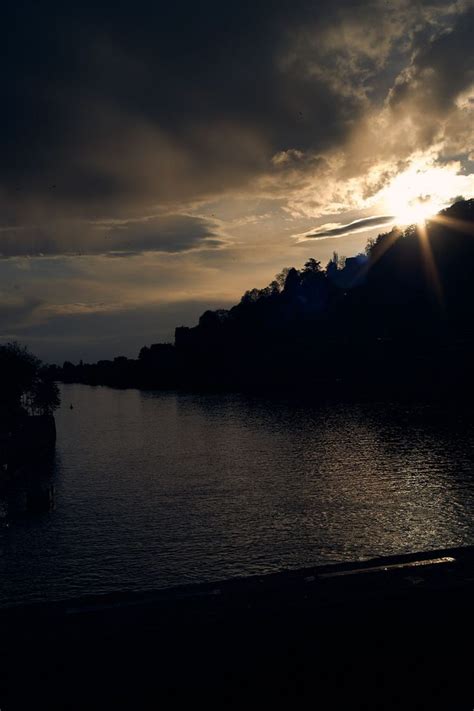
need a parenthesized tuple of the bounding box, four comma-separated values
(1, 545, 472, 709)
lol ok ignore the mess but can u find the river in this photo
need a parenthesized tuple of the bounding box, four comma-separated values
(1, 383, 473, 607)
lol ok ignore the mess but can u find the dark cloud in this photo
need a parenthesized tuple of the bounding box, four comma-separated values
(0, 0, 422, 226)
(0, 215, 222, 257)
(387, 6, 474, 152)
(0, 1, 470, 233)
(389, 7, 474, 114)
(305, 215, 395, 239)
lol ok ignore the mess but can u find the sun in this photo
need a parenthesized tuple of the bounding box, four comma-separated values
(381, 165, 450, 226)
(388, 193, 440, 225)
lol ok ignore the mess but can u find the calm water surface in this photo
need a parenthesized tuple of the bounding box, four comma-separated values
(1, 384, 473, 606)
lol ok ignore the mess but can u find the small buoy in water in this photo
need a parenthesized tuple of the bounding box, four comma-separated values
(70, 404, 74, 410)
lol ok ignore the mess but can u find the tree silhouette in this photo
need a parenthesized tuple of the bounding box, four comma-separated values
(0, 343, 60, 420)
(56, 198, 474, 400)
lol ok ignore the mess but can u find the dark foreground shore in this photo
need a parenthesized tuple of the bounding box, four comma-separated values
(1, 545, 473, 710)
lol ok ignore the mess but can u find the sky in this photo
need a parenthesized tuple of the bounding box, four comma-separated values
(1, 0, 473, 363)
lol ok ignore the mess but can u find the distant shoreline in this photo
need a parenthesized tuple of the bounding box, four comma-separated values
(56, 378, 474, 409)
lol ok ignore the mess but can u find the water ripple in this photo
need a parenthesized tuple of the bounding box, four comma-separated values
(0, 385, 473, 606)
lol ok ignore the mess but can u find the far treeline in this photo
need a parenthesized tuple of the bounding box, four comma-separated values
(55, 199, 474, 400)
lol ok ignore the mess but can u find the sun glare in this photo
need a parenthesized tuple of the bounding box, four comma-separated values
(382, 165, 451, 226)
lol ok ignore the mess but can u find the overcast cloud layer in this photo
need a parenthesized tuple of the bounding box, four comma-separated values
(1, 0, 473, 360)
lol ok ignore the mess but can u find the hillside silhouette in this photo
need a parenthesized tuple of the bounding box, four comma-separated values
(57, 198, 474, 400)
